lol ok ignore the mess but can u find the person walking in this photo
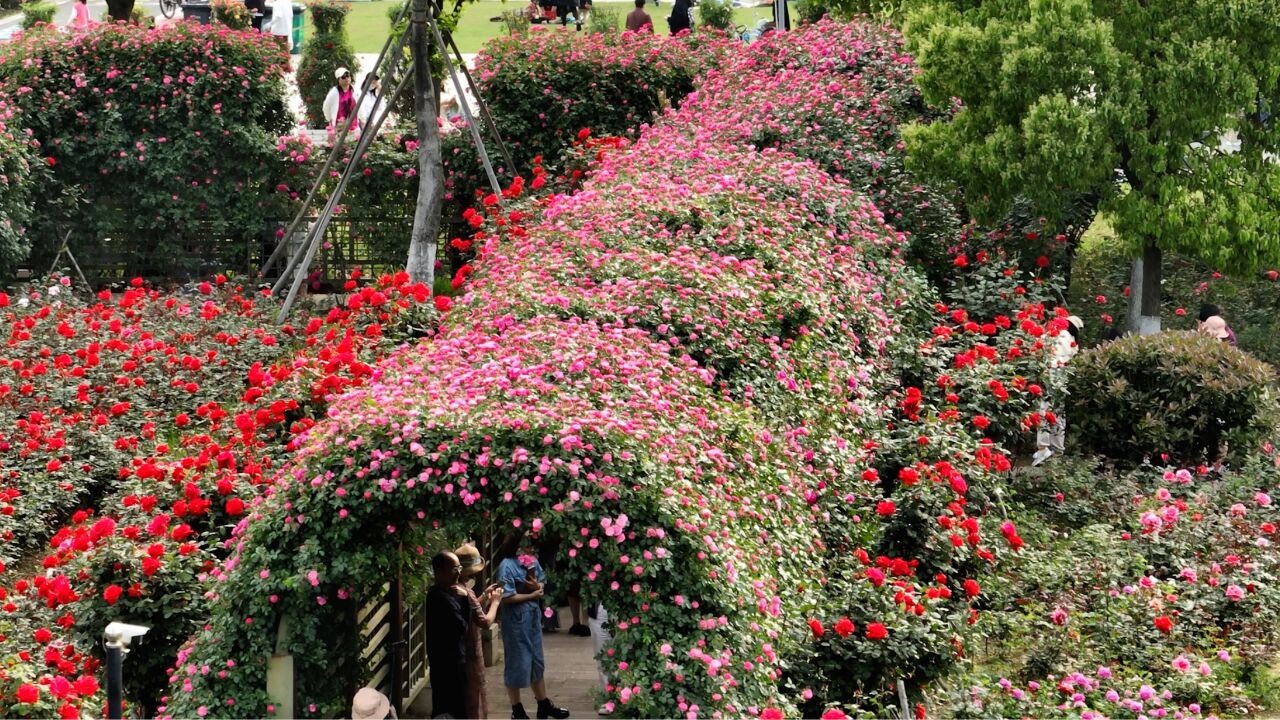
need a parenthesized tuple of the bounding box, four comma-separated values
(268, 0, 293, 50)
(1032, 314, 1082, 466)
(357, 72, 384, 129)
(625, 0, 653, 33)
(322, 67, 358, 130)
(455, 543, 502, 720)
(496, 534, 571, 720)
(667, 0, 691, 34)
(69, 0, 94, 31)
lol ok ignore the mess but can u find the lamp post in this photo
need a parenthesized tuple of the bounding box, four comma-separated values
(103, 622, 150, 720)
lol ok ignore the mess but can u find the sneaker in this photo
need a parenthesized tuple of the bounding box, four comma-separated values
(537, 698, 571, 720)
(1031, 447, 1053, 466)
(569, 623, 591, 637)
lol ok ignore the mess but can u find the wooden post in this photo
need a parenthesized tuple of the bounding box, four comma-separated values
(389, 576, 405, 715)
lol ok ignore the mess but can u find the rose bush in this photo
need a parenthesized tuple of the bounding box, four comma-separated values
(0, 97, 40, 274)
(0, 22, 292, 275)
(295, 0, 357, 127)
(0, 270, 437, 718)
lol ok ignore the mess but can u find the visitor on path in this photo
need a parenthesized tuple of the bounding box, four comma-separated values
(269, 0, 293, 50)
(425, 550, 500, 719)
(625, 0, 653, 33)
(1197, 304, 1238, 346)
(667, 0, 692, 34)
(70, 0, 94, 31)
(586, 602, 611, 689)
(357, 73, 383, 129)
(323, 67, 358, 130)
(496, 533, 572, 720)
(1032, 314, 1082, 466)
(455, 542, 503, 720)
(352, 687, 397, 720)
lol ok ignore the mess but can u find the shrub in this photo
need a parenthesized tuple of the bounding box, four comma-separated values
(20, 1, 54, 28)
(1068, 332, 1275, 465)
(585, 5, 618, 33)
(295, 0, 357, 127)
(0, 98, 39, 274)
(212, 0, 252, 29)
(697, 0, 733, 29)
(0, 22, 292, 277)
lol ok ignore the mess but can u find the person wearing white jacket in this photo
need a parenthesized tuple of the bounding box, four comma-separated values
(269, 0, 292, 51)
(1033, 314, 1083, 466)
(357, 73, 384, 129)
(322, 67, 357, 129)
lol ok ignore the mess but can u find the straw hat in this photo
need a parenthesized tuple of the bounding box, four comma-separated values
(352, 687, 390, 720)
(455, 543, 485, 578)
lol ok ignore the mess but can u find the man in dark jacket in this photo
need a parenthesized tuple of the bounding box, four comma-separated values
(425, 552, 469, 718)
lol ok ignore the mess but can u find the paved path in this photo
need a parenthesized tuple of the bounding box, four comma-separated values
(407, 606, 603, 720)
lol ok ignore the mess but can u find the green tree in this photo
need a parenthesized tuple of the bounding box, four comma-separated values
(902, 0, 1280, 333)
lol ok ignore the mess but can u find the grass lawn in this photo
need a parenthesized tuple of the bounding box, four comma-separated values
(307, 0, 776, 54)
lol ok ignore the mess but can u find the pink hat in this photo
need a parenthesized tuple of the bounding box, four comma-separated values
(1202, 315, 1229, 340)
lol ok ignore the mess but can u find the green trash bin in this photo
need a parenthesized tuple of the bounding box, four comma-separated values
(291, 5, 304, 55)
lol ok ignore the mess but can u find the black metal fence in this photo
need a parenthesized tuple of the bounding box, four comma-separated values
(33, 216, 415, 291)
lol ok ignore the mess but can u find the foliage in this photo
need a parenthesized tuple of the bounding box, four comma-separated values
(697, 0, 732, 30)
(0, 23, 292, 277)
(20, 1, 54, 28)
(672, 20, 962, 275)
(307, 0, 349, 33)
(1068, 333, 1275, 466)
(212, 0, 253, 30)
(585, 5, 618, 34)
(0, 98, 39, 275)
(903, 0, 1280, 325)
(501, 7, 531, 35)
(296, 0, 357, 127)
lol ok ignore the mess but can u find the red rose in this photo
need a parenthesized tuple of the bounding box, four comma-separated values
(807, 618, 825, 638)
(865, 623, 888, 640)
(761, 710, 784, 720)
(1154, 615, 1173, 634)
(16, 683, 40, 704)
(34, 627, 52, 643)
(142, 557, 162, 577)
(225, 497, 245, 516)
(59, 703, 79, 719)
(833, 617, 855, 638)
(822, 711, 848, 720)
(963, 579, 980, 598)
(898, 468, 918, 486)
(875, 500, 895, 517)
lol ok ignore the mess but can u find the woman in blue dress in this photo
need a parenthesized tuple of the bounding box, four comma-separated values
(495, 533, 572, 720)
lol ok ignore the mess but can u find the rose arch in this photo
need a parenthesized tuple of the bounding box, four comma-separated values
(163, 23, 1016, 720)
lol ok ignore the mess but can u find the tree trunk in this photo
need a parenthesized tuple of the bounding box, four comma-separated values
(1126, 241, 1162, 335)
(405, 0, 445, 287)
(105, 0, 135, 22)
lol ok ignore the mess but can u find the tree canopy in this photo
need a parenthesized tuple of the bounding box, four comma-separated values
(902, 0, 1280, 328)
